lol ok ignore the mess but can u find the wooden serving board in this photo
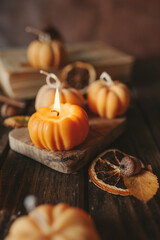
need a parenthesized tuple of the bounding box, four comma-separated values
(9, 116, 126, 173)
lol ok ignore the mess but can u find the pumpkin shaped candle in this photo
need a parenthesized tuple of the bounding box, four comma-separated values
(87, 72, 130, 119)
(28, 81, 89, 151)
(5, 201, 100, 240)
(26, 26, 66, 69)
(35, 71, 84, 110)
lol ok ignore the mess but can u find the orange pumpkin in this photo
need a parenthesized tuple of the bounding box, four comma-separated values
(28, 103, 89, 151)
(35, 71, 85, 110)
(87, 72, 130, 119)
(26, 27, 66, 68)
(5, 203, 100, 240)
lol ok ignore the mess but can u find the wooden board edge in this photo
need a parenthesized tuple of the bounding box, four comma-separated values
(65, 118, 126, 173)
(9, 119, 126, 174)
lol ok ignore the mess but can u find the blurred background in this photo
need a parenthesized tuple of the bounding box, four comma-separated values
(0, 0, 160, 57)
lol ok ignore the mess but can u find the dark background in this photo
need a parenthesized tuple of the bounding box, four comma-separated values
(0, 0, 160, 57)
(1, 2, 160, 240)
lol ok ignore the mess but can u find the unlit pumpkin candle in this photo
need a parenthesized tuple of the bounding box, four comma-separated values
(87, 72, 130, 119)
(5, 200, 100, 240)
(35, 70, 85, 110)
(26, 26, 66, 68)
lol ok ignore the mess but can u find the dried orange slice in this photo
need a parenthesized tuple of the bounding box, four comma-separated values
(3, 116, 30, 128)
(89, 149, 131, 196)
(61, 61, 96, 94)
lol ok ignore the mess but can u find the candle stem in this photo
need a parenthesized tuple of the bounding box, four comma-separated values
(100, 72, 113, 86)
(24, 195, 50, 234)
(40, 70, 61, 89)
(24, 195, 37, 213)
(26, 26, 51, 42)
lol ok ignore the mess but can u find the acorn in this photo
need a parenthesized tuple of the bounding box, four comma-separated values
(1, 104, 21, 118)
(120, 156, 142, 177)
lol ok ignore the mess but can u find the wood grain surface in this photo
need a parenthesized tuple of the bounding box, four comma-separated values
(1, 59, 160, 240)
(9, 116, 126, 173)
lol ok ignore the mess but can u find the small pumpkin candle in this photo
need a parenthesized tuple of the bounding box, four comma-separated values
(35, 71, 85, 110)
(5, 196, 100, 240)
(87, 72, 130, 119)
(26, 26, 66, 68)
(28, 81, 89, 151)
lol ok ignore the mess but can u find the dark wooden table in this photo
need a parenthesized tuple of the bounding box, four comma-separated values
(0, 59, 160, 240)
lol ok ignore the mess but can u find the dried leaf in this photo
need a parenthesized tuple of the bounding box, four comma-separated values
(123, 170, 159, 203)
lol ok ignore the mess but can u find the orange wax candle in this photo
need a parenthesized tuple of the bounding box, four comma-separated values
(28, 102, 89, 151)
(87, 72, 130, 119)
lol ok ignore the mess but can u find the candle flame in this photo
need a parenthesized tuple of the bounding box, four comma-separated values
(53, 88, 60, 114)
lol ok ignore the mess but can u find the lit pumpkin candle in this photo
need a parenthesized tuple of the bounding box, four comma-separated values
(28, 73, 89, 151)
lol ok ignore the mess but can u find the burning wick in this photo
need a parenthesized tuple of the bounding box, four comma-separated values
(51, 110, 60, 116)
(24, 195, 50, 234)
(53, 87, 60, 116)
(40, 70, 61, 116)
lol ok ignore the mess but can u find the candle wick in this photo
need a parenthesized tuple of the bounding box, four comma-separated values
(24, 195, 37, 213)
(24, 195, 50, 234)
(100, 72, 113, 86)
(25, 26, 51, 42)
(40, 70, 49, 76)
(40, 70, 61, 89)
(51, 110, 59, 116)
